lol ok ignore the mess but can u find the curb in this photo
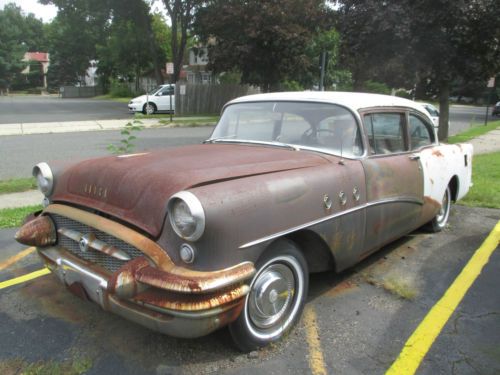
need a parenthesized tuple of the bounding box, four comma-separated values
(0, 118, 217, 136)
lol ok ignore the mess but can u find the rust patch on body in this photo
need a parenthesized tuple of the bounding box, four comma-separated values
(133, 284, 250, 311)
(432, 149, 444, 157)
(135, 262, 256, 294)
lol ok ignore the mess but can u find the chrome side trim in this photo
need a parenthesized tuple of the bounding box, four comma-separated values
(239, 196, 423, 249)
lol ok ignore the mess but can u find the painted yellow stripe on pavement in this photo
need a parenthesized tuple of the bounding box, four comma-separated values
(304, 305, 328, 375)
(0, 247, 35, 271)
(386, 220, 500, 375)
(0, 268, 50, 290)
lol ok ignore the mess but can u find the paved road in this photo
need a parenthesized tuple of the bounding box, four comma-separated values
(0, 95, 495, 132)
(1, 205, 498, 374)
(0, 95, 131, 124)
(448, 105, 494, 135)
(0, 126, 215, 179)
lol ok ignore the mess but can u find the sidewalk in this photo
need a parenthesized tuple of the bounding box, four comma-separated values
(1, 128, 499, 209)
(0, 117, 216, 136)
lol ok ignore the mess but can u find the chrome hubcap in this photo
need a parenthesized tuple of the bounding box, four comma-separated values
(436, 189, 449, 224)
(248, 263, 295, 329)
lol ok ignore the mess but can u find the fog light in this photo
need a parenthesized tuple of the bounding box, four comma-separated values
(179, 244, 195, 264)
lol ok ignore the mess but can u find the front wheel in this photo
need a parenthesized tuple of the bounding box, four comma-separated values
(142, 102, 156, 115)
(229, 239, 308, 352)
(426, 186, 451, 232)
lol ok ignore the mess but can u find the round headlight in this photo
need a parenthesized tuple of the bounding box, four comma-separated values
(32, 162, 54, 197)
(168, 191, 205, 241)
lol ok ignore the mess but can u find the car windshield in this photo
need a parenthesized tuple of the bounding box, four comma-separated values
(209, 101, 363, 157)
(424, 104, 439, 117)
(147, 86, 163, 95)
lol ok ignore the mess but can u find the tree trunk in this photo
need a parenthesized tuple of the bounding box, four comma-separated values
(438, 81, 450, 142)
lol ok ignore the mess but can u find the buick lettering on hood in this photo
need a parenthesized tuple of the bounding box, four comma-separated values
(16, 92, 473, 351)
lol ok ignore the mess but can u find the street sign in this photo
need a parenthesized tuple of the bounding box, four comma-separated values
(487, 77, 495, 88)
(166, 62, 174, 75)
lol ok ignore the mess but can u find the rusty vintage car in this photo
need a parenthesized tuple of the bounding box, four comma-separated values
(16, 92, 473, 351)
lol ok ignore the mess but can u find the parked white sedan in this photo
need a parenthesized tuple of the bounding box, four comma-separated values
(128, 84, 175, 115)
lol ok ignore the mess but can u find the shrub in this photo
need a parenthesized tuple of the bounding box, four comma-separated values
(363, 80, 391, 95)
(109, 80, 134, 97)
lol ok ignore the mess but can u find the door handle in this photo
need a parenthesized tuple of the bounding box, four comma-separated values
(409, 154, 420, 160)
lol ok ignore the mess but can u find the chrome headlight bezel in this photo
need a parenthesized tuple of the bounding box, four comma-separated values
(32, 162, 54, 197)
(168, 191, 205, 241)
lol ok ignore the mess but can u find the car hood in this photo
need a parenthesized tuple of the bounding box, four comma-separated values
(131, 95, 147, 103)
(51, 144, 329, 237)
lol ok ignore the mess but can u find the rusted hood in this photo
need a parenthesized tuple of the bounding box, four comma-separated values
(51, 144, 328, 237)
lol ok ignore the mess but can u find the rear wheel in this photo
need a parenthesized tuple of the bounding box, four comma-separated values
(426, 186, 451, 232)
(229, 239, 308, 352)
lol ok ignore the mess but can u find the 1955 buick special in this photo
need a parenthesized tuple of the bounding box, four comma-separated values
(16, 92, 473, 351)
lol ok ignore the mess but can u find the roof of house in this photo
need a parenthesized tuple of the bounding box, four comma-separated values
(23, 52, 49, 62)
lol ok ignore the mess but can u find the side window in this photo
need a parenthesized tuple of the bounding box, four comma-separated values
(159, 86, 174, 96)
(409, 115, 433, 150)
(363, 113, 406, 155)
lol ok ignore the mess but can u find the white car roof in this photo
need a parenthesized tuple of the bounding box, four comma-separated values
(228, 91, 429, 116)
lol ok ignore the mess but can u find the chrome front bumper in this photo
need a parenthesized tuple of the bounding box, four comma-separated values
(38, 246, 249, 339)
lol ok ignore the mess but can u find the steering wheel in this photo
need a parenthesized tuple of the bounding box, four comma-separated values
(300, 128, 336, 145)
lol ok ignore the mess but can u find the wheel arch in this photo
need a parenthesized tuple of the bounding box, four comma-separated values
(284, 229, 336, 273)
(449, 175, 459, 202)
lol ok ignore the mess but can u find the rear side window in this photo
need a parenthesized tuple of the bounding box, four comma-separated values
(363, 113, 406, 155)
(409, 115, 433, 150)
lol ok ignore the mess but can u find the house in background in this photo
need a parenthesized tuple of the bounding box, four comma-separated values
(22, 52, 50, 89)
(84, 60, 98, 86)
(184, 46, 213, 85)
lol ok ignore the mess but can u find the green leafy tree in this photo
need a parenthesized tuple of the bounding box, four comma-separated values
(0, 4, 47, 92)
(42, 0, 110, 87)
(162, 0, 199, 83)
(194, 0, 330, 91)
(97, 1, 168, 91)
(335, 0, 500, 140)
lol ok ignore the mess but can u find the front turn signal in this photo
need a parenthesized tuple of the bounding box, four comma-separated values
(15, 215, 56, 247)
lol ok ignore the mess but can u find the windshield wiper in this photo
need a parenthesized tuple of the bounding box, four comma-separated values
(204, 138, 300, 151)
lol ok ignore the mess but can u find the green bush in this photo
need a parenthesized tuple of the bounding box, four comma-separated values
(109, 81, 134, 97)
(363, 80, 391, 95)
(280, 80, 304, 91)
(395, 89, 412, 99)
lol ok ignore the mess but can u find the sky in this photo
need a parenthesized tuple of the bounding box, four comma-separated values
(0, 0, 58, 23)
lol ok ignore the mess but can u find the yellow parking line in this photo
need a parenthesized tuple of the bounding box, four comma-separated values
(0, 247, 36, 271)
(386, 220, 500, 375)
(0, 268, 50, 290)
(304, 305, 328, 375)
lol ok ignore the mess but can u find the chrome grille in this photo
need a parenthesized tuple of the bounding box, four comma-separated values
(51, 213, 144, 273)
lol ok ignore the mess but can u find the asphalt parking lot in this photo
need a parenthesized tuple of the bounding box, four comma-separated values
(0, 205, 499, 375)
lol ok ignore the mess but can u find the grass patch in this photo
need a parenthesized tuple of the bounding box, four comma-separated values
(447, 120, 500, 144)
(364, 274, 418, 300)
(93, 94, 132, 103)
(458, 152, 500, 209)
(0, 177, 37, 195)
(0, 205, 42, 228)
(0, 357, 92, 375)
(381, 277, 418, 300)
